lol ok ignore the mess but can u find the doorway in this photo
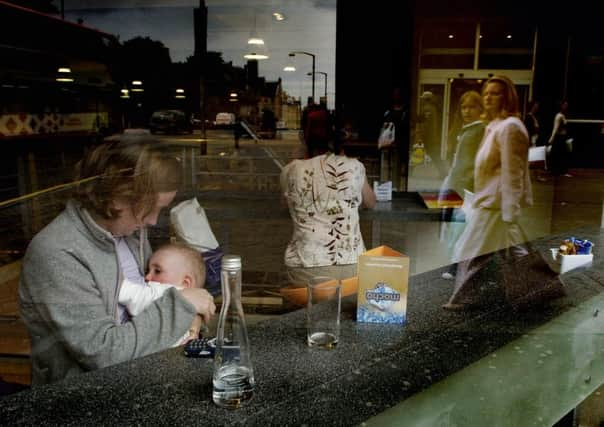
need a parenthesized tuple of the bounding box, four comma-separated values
(408, 70, 532, 191)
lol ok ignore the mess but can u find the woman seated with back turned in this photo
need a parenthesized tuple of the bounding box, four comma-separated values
(280, 129, 377, 286)
(19, 134, 216, 385)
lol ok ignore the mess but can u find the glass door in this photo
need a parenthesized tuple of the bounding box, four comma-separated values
(409, 70, 531, 191)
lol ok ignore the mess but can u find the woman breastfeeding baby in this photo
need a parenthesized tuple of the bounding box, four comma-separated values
(19, 135, 216, 385)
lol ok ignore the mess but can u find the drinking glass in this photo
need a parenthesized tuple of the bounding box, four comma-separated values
(307, 276, 341, 349)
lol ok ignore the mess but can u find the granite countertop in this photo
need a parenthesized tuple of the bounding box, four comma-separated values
(2, 227, 604, 425)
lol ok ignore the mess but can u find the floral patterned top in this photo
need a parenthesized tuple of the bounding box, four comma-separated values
(280, 153, 367, 267)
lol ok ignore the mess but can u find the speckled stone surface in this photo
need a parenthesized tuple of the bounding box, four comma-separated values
(2, 227, 603, 425)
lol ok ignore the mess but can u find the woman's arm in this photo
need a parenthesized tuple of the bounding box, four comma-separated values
(19, 244, 198, 374)
(548, 113, 562, 144)
(361, 177, 377, 209)
(500, 120, 529, 223)
(279, 162, 294, 207)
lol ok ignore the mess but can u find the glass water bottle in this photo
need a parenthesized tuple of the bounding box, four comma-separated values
(212, 255, 255, 408)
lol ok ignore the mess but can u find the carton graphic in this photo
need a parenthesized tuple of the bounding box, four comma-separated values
(356, 246, 409, 324)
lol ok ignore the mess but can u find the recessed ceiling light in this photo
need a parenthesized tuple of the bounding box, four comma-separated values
(244, 52, 269, 60)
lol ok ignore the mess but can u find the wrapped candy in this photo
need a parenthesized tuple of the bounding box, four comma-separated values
(558, 237, 593, 255)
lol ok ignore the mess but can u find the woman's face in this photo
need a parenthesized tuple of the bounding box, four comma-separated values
(483, 82, 505, 118)
(460, 99, 482, 124)
(104, 191, 177, 237)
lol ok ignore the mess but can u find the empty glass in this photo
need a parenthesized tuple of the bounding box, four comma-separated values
(306, 276, 341, 349)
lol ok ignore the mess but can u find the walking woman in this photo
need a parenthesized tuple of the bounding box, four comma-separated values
(443, 75, 533, 310)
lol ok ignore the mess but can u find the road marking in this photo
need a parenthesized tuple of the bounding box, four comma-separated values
(262, 147, 284, 170)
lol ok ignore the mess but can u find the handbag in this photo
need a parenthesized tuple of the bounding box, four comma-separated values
(378, 122, 395, 149)
(502, 241, 567, 310)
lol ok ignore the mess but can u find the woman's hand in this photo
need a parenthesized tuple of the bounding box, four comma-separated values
(180, 288, 216, 324)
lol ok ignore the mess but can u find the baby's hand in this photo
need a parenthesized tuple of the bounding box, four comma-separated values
(185, 315, 203, 342)
(180, 288, 216, 323)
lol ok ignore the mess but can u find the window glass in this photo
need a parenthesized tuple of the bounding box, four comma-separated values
(479, 20, 533, 69)
(420, 21, 475, 69)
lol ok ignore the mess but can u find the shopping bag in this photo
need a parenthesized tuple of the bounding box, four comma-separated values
(528, 146, 546, 162)
(170, 198, 219, 252)
(528, 145, 547, 170)
(502, 241, 567, 310)
(170, 198, 223, 295)
(378, 122, 395, 149)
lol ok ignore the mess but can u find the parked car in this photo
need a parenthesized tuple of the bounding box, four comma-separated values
(149, 110, 192, 134)
(214, 112, 236, 128)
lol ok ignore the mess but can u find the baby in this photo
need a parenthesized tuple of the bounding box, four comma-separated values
(119, 242, 207, 345)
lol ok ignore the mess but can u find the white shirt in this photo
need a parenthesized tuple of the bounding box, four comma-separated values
(280, 153, 367, 267)
(118, 278, 181, 316)
(118, 278, 190, 346)
(115, 237, 146, 323)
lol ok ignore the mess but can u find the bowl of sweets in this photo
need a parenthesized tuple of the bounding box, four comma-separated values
(548, 237, 594, 274)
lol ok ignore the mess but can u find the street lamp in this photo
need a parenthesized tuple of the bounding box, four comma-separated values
(289, 51, 315, 102)
(307, 71, 327, 101)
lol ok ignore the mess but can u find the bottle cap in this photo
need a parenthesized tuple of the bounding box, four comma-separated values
(222, 255, 242, 270)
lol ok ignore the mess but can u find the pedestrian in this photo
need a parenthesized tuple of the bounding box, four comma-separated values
(379, 87, 408, 188)
(438, 90, 485, 279)
(444, 75, 533, 310)
(547, 100, 573, 177)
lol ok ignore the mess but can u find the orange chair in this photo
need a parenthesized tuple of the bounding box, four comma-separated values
(280, 276, 358, 306)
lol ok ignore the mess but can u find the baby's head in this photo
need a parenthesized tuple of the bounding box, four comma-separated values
(145, 242, 206, 289)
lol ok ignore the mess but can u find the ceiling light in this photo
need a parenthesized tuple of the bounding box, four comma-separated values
(244, 52, 269, 60)
(58, 67, 71, 73)
(272, 12, 285, 21)
(248, 37, 264, 45)
(283, 65, 296, 72)
(247, 12, 265, 46)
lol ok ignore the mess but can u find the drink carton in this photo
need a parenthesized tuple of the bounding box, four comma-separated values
(356, 246, 409, 324)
